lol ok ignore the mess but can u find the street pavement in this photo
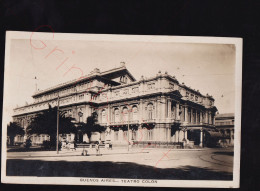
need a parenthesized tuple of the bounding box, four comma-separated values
(6, 147, 233, 180)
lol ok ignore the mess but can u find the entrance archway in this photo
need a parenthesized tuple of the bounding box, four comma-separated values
(188, 130, 200, 145)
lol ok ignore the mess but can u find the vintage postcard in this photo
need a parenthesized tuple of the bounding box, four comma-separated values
(1, 30, 242, 188)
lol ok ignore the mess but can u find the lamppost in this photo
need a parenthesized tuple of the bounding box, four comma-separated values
(78, 111, 83, 142)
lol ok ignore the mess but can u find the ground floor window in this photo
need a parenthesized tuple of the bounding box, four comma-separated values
(114, 131, 118, 141)
(132, 130, 137, 140)
(123, 131, 128, 139)
(147, 129, 153, 140)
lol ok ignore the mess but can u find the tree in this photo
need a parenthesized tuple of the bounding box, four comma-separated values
(26, 105, 76, 146)
(79, 112, 106, 143)
(7, 122, 25, 146)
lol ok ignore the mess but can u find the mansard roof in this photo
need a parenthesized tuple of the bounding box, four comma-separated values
(32, 65, 135, 98)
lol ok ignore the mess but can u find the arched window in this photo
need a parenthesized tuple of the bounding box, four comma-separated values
(120, 76, 128, 83)
(122, 107, 128, 122)
(132, 106, 138, 121)
(101, 109, 107, 123)
(147, 103, 153, 120)
(114, 108, 120, 122)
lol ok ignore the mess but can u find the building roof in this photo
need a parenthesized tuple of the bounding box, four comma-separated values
(32, 64, 135, 98)
(216, 113, 234, 119)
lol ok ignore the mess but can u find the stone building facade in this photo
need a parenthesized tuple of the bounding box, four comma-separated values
(215, 113, 234, 146)
(12, 63, 217, 147)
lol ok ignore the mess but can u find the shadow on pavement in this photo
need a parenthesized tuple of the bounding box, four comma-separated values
(6, 159, 232, 180)
(212, 151, 234, 156)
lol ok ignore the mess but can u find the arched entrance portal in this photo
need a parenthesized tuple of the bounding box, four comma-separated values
(187, 130, 200, 145)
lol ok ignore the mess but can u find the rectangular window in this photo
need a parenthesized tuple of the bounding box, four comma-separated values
(132, 131, 137, 140)
(123, 131, 128, 139)
(114, 131, 118, 141)
(147, 129, 153, 140)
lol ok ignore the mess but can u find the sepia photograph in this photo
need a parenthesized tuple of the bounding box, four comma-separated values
(1, 31, 242, 188)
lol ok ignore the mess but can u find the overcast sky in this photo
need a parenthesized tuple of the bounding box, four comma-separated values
(4, 36, 236, 123)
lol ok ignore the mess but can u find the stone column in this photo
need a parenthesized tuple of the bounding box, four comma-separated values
(190, 108, 193, 124)
(167, 99, 171, 118)
(139, 99, 143, 122)
(157, 98, 161, 121)
(230, 129, 234, 145)
(161, 96, 166, 120)
(184, 130, 188, 140)
(200, 111, 203, 124)
(205, 111, 208, 124)
(195, 110, 198, 124)
(199, 129, 204, 147)
(184, 106, 188, 122)
(168, 126, 171, 142)
(107, 104, 111, 125)
(209, 112, 212, 124)
(175, 130, 179, 142)
(176, 102, 180, 120)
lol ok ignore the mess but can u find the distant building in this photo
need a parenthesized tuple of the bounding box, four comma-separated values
(215, 113, 234, 146)
(12, 63, 217, 147)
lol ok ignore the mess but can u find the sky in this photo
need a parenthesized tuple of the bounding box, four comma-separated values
(4, 35, 236, 123)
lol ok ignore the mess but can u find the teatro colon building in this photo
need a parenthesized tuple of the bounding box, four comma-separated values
(12, 62, 217, 148)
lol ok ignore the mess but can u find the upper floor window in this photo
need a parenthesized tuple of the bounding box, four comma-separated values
(120, 76, 128, 83)
(147, 103, 153, 119)
(114, 108, 120, 122)
(79, 94, 84, 100)
(132, 106, 138, 121)
(101, 109, 107, 123)
(122, 107, 129, 122)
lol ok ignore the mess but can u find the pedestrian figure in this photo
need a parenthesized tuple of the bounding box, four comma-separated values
(95, 139, 101, 156)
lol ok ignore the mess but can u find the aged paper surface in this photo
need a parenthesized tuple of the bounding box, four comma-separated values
(1, 31, 242, 188)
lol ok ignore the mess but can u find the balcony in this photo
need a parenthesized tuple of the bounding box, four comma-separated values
(142, 119, 156, 124)
(106, 120, 140, 126)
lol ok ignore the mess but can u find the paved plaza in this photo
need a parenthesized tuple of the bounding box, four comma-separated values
(6, 147, 233, 180)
